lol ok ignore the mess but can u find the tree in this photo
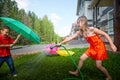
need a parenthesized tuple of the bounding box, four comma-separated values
(9, 0, 18, 19)
(0, 0, 60, 44)
(1, 0, 10, 17)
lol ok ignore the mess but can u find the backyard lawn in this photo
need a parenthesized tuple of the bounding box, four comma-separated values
(0, 48, 120, 80)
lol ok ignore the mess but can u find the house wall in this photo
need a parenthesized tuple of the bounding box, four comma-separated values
(77, 0, 93, 26)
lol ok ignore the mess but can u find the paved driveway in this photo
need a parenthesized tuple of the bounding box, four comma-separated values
(11, 44, 89, 55)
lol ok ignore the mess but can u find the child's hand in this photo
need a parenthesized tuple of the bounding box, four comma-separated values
(10, 44, 14, 47)
(110, 44, 117, 52)
(57, 43, 62, 47)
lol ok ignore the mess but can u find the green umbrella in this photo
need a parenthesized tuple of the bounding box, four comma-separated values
(0, 17, 40, 44)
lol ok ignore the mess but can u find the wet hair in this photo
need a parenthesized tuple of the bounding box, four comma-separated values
(77, 16, 88, 27)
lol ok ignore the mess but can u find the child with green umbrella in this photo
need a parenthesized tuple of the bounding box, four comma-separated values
(0, 27, 21, 77)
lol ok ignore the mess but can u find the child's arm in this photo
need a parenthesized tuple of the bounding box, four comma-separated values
(0, 44, 10, 47)
(0, 34, 21, 47)
(94, 28, 117, 52)
(10, 34, 21, 47)
(58, 31, 81, 45)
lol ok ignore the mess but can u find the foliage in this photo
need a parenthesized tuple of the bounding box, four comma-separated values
(0, 0, 61, 45)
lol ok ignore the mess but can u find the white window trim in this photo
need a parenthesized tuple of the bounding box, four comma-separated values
(107, 9, 114, 35)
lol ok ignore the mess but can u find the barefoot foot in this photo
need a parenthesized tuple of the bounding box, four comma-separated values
(69, 71, 78, 76)
(106, 77, 112, 80)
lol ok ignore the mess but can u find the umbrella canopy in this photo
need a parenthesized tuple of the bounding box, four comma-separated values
(0, 17, 40, 44)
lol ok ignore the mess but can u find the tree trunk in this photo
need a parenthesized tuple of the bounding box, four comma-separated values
(114, 0, 120, 51)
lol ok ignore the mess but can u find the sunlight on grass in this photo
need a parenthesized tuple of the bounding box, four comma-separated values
(0, 48, 120, 80)
(16, 53, 47, 80)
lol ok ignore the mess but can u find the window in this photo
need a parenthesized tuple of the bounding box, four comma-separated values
(108, 10, 114, 35)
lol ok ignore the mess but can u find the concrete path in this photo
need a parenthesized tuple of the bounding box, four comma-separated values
(10, 44, 89, 55)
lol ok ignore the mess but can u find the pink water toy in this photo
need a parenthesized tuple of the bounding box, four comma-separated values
(45, 44, 59, 55)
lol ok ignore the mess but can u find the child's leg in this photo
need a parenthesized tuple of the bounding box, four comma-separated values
(96, 60, 111, 80)
(5, 56, 16, 76)
(0, 57, 4, 67)
(69, 54, 88, 76)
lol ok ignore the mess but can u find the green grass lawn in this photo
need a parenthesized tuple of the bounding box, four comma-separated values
(0, 48, 120, 80)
